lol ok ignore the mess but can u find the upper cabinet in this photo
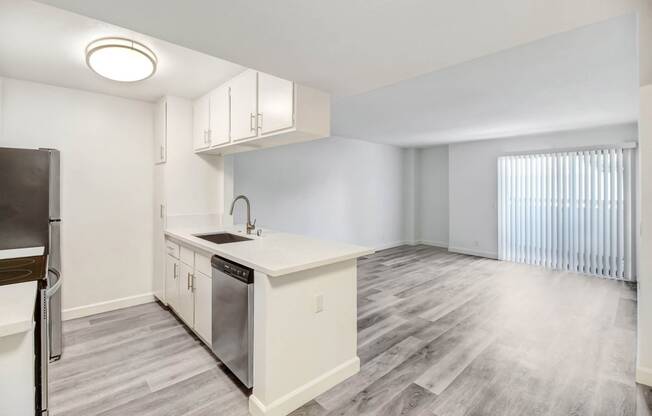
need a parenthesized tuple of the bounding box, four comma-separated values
(154, 98, 167, 164)
(230, 69, 259, 142)
(192, 69, 330, 155)
(209, 84, 230, 147)
(193, 93, 211, 151)
(258, 72, 294, 135)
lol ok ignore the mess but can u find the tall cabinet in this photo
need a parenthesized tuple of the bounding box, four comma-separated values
(152, 95, 227, 307)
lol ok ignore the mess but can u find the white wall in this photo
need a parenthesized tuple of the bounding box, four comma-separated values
(416, 145, 449, 247)
(232, 136, 407, 249)
(402, 148, 417, 243)
(637, 86, 652, 386)
(1, 78, 154, 316)
(447, 123, 638, 258)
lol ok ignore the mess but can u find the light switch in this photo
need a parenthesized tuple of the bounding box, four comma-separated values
(315, 294, 324, 313)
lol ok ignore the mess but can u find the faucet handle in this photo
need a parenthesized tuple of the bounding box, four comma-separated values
(251, 218, 257, 228)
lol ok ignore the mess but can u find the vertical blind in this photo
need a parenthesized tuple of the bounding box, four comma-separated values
(497, 147, 635, 281)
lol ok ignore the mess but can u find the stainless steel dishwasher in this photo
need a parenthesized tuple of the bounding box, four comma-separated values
(211, 255, 254, 388)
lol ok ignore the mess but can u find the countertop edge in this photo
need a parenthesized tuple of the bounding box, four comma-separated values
(0, 281, 37, 339)
(164, 229, 374, 277)
(0, 320, 35, 338)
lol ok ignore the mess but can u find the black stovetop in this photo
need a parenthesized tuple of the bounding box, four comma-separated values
(0, 255, 47, 286)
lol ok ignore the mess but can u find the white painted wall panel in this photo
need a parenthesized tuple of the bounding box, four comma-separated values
(416, 145, 449, 247)
(637, 85, 652, 386)
(0, 78, 154, 314)
(232, 136, 406, 249)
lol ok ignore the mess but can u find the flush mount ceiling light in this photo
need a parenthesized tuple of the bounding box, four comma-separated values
(86, 37, 157, 82)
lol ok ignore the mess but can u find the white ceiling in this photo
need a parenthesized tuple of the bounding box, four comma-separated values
(32, 0, 647, 96)
(331, 14, 639, 147)
(0, 0, 245, 102)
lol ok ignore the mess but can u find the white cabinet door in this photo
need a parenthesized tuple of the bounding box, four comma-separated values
(230, 69, 258, 142)
(209, 84, 230, 147)
(193, 93, 210, 151)
(153, 167, 166, 303)
(258, 72, 294, 135)
(154, 98, 166, 163)
(178, 262, 195, 326)
(193, 271, 212, 345)
(165, 255, 179, 311)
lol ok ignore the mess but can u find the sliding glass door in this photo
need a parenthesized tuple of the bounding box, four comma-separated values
(497, 146, 635, 280)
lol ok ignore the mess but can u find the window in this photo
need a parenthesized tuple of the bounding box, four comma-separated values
(497, 147, 635, 280)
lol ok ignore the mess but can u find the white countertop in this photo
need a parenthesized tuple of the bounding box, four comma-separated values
(0, 246, 44, 260)
(165, 226, 374, 277)
(0, 282, 37, 337)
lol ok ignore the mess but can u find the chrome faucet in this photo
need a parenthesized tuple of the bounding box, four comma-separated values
(230, 195, 256, 235)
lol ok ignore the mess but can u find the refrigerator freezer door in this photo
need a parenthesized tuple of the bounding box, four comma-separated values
(0, 148, 50, 250)
(44, 148, 60, 221)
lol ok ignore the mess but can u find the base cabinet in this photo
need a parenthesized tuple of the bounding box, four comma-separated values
(193, 271, 212, 345)
(165, 255, 179, 311)
(164, 239, 212, 347)
(178, 262, 195, 327)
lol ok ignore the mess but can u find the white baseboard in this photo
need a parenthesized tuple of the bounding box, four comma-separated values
(62, 292, 155, 321)
(249, 357, 360, 416)
(375, 240, 450, 251)
(415, 240, 449, 249)
(448, 246, 498, 259)
(374, 240, 411, 250)
(637, 366, 652, 387)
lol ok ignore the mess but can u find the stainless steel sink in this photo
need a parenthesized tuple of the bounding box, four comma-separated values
(194, 233, 252, 244)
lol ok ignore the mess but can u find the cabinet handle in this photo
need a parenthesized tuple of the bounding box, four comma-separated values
(160, 204, 164, 219)
(159, 145, 164, 160)
(207, 129, 212, 144)
(187, 272, 192, 290)
(250, 113, 256, 132)
(257, 113, 263, 131)
(173, 263, 177, 279)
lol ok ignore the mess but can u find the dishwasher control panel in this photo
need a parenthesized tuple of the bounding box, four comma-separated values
(211, 256, 253, 283)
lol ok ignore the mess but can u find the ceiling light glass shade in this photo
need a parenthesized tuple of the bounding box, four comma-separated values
(86, 37, 157, 82)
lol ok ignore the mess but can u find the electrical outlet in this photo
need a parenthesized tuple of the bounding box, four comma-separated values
(315, 294, 324, 313)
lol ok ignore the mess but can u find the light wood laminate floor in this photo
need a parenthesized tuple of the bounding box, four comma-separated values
(50, 245, 651, 416)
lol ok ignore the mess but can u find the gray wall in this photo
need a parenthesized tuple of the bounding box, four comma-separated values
(233, 136, 408, 249)
(416, 145, 449, 247)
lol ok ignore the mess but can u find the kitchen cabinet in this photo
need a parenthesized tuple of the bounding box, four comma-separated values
(197, 72, 329, 156)
(153, 166, 166, 303)
(154, 98, 167, 163)
(193, 93, 211, 151)
(192, 68, 329, 156)
(209, 84, 230, 147)
(153, 95, 224, 304)
(230, 69, 258, 142)
(165, 254, 179, 311)
(162, 240, 213, 347)
(258, 72, 294, 135)
(193, 271, 212, 345)
(178, 262, 195, 327)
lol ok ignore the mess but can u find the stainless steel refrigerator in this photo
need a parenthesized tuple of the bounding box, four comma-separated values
(0, 147, 62, 415)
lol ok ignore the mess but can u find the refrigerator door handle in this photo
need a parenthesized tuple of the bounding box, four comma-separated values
(46, 269, 62, 298)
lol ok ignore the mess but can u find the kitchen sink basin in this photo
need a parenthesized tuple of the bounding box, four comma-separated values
(194, 232, 252, 244)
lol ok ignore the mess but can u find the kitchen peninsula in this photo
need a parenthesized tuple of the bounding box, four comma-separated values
(163, 226, 373, 416)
